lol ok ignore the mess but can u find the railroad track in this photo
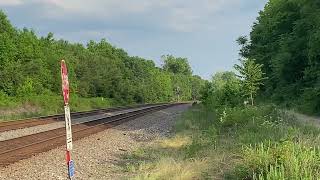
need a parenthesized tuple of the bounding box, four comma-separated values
(0, 103, 166, 133)
(0, 103, 184, 167)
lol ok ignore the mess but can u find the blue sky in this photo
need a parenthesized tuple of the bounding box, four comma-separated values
(0, 0, 268, 79)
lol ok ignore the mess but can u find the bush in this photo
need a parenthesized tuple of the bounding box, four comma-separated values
(216, 105, 280, 128)
(0, 91, 17, 107)
(297, 87, 320, 115)
(16, 78, 40, 97)
(202, 72, 243, 110)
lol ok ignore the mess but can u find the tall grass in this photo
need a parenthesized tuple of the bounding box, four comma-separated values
(246, 141, 320, 180)
(114, 103, 320, 179)
(220, 105, 320, 179)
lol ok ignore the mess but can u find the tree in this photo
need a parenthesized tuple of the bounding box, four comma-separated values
(237, 0, 320, 113)
(171, 74, 192, 101)
(234, 59, 266, 106)
(201, 72, 242, 109)
(162, 55, 193, 76)
(0, 10, 16, 35)
(236, 36, 250, 58)
(191, 75, 205, 100)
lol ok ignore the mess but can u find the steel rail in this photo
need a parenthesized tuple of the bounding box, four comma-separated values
(0, 103, 185, 167)
(0, 103, 167, 133)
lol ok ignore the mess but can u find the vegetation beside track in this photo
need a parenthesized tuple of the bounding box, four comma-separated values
(2, 0, 320, 178)
(117, 1, 320, 176)
(0, 94, 113, 121)
(119, 104, 320, 179)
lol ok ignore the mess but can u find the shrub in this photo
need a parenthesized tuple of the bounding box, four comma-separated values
(297, 87, 320, 115)
(202, 72, 243, 110)
(16, 78, 39, 97)
(216, 105, 281, 128)
(0, 91, 15, 107)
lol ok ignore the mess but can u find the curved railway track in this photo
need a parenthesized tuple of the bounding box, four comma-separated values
(0, 103, 184, 167)
(0, 103, 165, 133)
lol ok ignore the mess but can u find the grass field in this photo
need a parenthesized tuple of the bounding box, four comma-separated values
(119, 104, 320, 179)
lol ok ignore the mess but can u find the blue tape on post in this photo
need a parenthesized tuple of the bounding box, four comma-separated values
(68, 160, 75, 178)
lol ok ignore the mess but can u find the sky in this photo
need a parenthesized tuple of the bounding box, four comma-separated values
(0, 0, 268, 79)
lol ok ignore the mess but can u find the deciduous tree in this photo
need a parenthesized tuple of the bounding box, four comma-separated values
(234, 59, 266, 106)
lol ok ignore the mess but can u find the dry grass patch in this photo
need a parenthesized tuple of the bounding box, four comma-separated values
(132, 158, 208, 180)
(159, 135, 191, 149)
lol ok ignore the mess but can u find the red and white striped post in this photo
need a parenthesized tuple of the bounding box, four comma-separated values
(61, 60, 75, 179)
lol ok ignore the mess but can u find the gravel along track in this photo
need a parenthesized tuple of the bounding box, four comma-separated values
(0, 104, 175, 166)
(0, 106, 161, 141)
(0, 103, 166, 133)
(0, 118, 58, 133)
(0, 104, 191, 180)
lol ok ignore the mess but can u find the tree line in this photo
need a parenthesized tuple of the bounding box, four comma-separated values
(203, 0, 320, 114)
(239, 0, 320, 114)
(0, 11, 205, 104)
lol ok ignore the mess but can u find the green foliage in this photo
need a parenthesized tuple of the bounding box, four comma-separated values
(0, 91, 16, 107)
(16, 78, 41, 97)
(160, 55, 204, 102)
(0, 10, 204, 116)
(202, 72, 243, 109)
(199, 77, 320, 179)
(297, 87, 320, 115)
(240, 0, 320, 113)
(234, 58, 266, 106)
(171, 74, 192, 101)
(162, 55, 193, 76)
(190, 75, 205, 100)
(209, 104, 320, 179)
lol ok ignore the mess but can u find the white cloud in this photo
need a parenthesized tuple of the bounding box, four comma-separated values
(163, 0, 241, 32)
(31, 0, 161, 18)
(0, 0, 23, 6)
(53, 29, 115, 43)
(2, 0, 242, 32)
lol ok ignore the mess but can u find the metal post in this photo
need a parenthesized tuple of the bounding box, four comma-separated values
(61, 60, 75, 179)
